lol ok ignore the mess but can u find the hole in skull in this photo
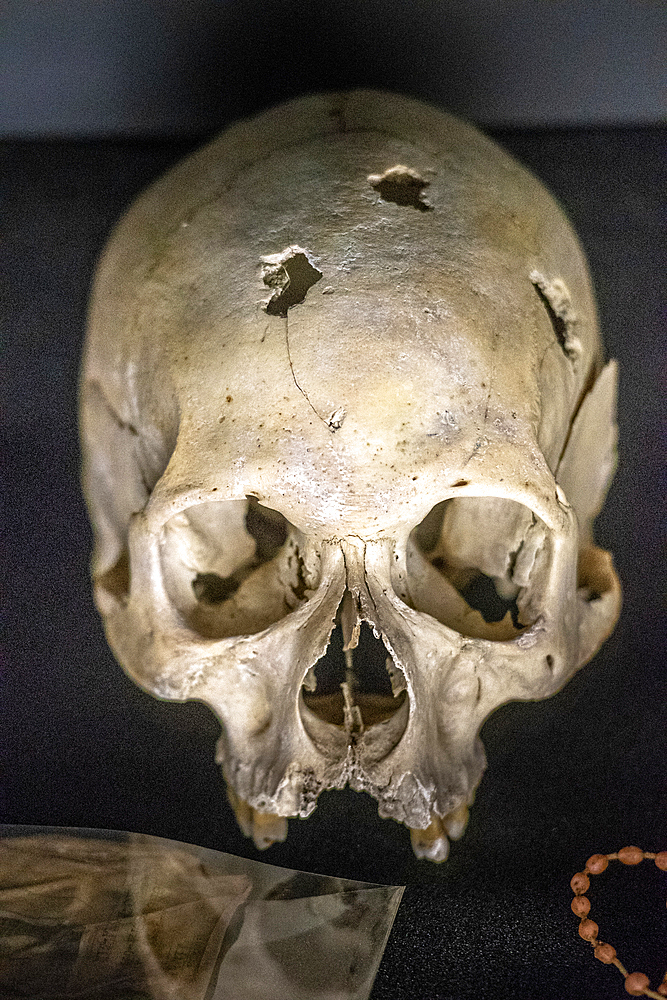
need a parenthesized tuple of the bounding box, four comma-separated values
(262, 246, 323, 317)
(302, 622, 407, 728)
(367, 165, 432, 211)
(409, 496, 546, 641)
(532, 281, 568, 354)
(161, 498, 307, 640)
(530, 273, 581, 361)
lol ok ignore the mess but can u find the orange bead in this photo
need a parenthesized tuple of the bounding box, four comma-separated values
(658, 984, 667, 998)
(571, 871, 590, 894)
(594, 943, 617, 964)
(578, 918, 599, 941)
(654, 851, 667, 871)
(571, 895, 591, 917)
(586, 853, 609, 874)
(624, 971, 650, 994)
(618, 846, 644, 865)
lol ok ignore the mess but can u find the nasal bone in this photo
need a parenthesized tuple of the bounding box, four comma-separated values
(339, 537, 373, 651)
(339, 588, 361, 651)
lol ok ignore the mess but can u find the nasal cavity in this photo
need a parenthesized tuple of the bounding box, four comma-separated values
(301, 621, 407, 728)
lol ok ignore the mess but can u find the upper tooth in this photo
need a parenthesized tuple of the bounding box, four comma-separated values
(409, 816, 450, 863)
(442, 801, 469, 840)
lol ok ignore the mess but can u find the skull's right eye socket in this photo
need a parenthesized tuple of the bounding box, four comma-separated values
(407, 496, 545, 641)
(160, 498, 307, 640)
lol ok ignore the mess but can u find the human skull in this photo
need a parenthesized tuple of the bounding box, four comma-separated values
(80, 91, 621, 862)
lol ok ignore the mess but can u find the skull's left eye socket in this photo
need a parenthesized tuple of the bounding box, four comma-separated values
(406, 496, 543, 641)
(160, 498, 307, 639)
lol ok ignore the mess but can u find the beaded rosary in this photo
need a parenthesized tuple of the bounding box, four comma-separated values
(570, 846, 667, 997)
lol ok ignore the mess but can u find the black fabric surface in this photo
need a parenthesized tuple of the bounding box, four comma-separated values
(3, 127, 665, 999)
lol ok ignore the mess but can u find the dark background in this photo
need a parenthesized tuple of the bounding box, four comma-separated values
(2, 3, 665, 998)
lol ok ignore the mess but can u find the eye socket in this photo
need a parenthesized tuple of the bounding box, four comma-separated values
(160, 498, 307, 640)
(186, 499, 292, 610)
(407, 497, 544, 641)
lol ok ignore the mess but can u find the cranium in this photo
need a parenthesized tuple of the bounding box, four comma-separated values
(80, 91, 621, 862)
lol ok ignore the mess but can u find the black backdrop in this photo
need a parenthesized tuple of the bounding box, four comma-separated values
(3, 26, 665, 1000)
